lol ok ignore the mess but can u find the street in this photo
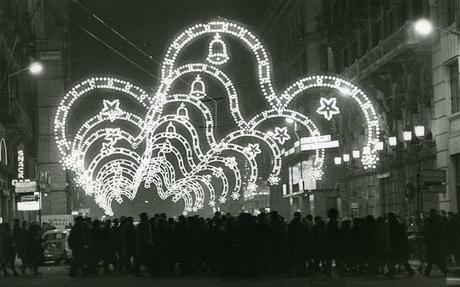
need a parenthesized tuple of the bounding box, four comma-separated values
(0, 266, 450, 287)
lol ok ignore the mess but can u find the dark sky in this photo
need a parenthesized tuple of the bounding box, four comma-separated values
(69, 0, 271, 86)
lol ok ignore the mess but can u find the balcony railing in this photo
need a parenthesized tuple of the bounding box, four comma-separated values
(341, 21, 430, 81)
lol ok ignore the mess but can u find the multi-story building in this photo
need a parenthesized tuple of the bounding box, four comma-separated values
(31, 0, 73, 217)
(430, 0, 460, 212)
(319, 0, 440, 217)
(261, 0, 342, 218)
(0, 0, 40, 223)
(262, 0, 450, 218)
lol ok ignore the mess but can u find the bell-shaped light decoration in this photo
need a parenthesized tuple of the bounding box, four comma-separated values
(166, 122, 176, 134)
(177, 103, 189, 119)
(206, 33, 230, 65)
(190, 75, 206, 98)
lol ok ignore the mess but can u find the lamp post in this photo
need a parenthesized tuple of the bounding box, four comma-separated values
(414, 18, 460, 37)
(7, 61, 43, 114)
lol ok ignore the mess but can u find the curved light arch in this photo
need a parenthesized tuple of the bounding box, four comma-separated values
(55, 20, 380, 216)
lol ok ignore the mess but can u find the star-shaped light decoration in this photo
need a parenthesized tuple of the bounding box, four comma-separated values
(115, 195, 123, 204)
(243, 143, 261, 159)
(208, 200, 216, 207)
(226, 157, 237, 169)
(105, 128, 122, 144)
(101, 99, 124, 122)
(268, 174, 280, 185)
(212, 167, 224, 178)
(101, 142, 115, 156)
(218, 196, 227, 204)
(114, 163, 123, 176)
(316, 97, 340, 121)
(231, 192, 240, 200)
(273, 126, 291, 145)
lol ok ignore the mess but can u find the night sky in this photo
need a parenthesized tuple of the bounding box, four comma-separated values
(69, 0, 271, 85)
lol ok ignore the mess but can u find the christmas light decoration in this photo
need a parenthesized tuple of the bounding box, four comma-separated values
(316, 97, 340, 121)
(54, 20, 380, 215)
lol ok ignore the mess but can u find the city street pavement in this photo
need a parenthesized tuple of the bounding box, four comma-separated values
(0, 266, 449, 287)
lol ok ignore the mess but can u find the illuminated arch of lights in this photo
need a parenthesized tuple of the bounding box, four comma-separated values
(54, 21, 380, 216)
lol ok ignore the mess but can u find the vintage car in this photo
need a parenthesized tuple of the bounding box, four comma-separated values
(41, 229, 72, 264)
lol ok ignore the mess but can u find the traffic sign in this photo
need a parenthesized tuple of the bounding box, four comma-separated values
(420, 185, 446, 194)
(418, 169, 446, 184)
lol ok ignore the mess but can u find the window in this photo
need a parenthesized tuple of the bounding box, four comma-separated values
(447, 0, 456, 27)
(449, 60, 460, 113)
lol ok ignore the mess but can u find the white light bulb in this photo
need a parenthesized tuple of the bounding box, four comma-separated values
(414, 19, 433, 36)
(29, 62, 43, 74)
(389, 136, 397, 147)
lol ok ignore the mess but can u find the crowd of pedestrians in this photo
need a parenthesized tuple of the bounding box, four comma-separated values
(65, 208, 455, 278)
(0, 208, 456, 279)
(0, 220, 43, 276)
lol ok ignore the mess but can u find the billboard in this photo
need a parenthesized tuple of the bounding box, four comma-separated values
(15, 181, 40, 211)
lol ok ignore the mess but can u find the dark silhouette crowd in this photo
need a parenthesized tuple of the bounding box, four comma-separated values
(0, 220, 43, 276)
(66, 208, 454, 278)
(0, 208, 456, 279)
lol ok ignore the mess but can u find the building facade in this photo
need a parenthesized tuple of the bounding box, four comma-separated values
(430, 0, 460, 212)
(0, 0, 40, 223)
(319, 0, 440, 217)
(262, 0, 450, 218)
(261, 0, 341, 218)
(31, 0, 72, 216)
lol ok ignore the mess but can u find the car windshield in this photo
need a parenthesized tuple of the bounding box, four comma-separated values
(44, 232, 67, 241)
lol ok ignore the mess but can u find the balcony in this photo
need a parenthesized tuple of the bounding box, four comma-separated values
(0, 96, 33, 138)
(341, 21, 431, 81)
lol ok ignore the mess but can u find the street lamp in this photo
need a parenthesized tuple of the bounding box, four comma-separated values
(285, 118, 294, 124)
(376, 141, 384, 151)
(8, 61, 44, 113)
(414, 125, 425, 138)
(403, 131, 413, 142)
(334, 157, 342, 165)
(343, 154, 350, 162)
(389, 136, 398, 147)
(352, 150, 360, 159)
(414, 19, 433, 36)
(414, 18, 460, 37)
(29, 61, 43, 75)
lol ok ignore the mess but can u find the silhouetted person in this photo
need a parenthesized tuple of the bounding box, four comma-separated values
(25, 223, 42, 275)
(68, 216, 89, 277)
(13, 219, 27, 274)
(121, 217, 136, 273)
(288, 211, 309, 275)
(324, 208, 340, 277)
(1, 223, 18, 276)
(424, 209, 448, 277)
(111, 218, 122, 271)
(134, 212, 153, 276)
(386, 213, 414, 277)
